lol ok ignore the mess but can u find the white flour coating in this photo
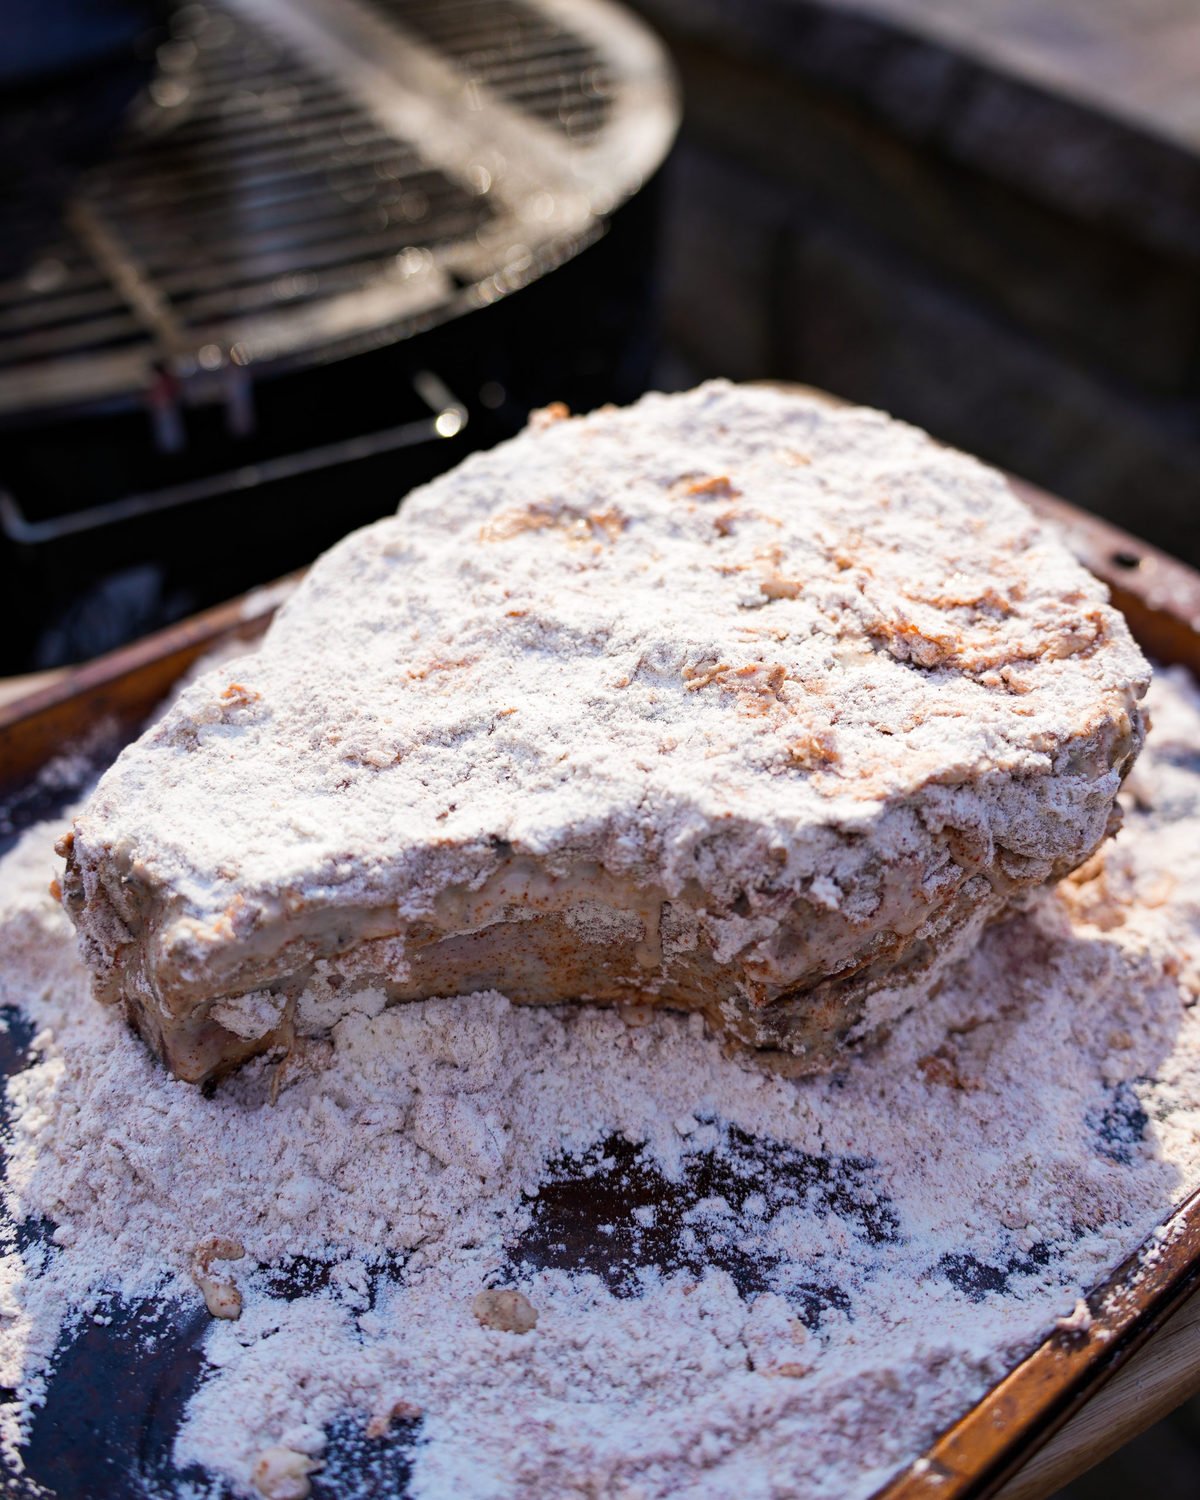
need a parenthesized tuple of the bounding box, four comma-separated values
(2, 667, 1200, 1498)
(62, 382, 1148, 1078)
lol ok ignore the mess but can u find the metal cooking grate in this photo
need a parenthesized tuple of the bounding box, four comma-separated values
(379, 0, 615, 143)
(0, 3, 495, 411)
(0, 0, 676, 419)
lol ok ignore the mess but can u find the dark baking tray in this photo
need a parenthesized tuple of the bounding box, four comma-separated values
(2, 463, 1200, 1500)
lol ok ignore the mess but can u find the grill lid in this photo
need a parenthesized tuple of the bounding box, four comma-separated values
(0, 0, 677, 418)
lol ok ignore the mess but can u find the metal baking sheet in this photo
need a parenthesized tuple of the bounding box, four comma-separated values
(2, 482, 1200, 1500)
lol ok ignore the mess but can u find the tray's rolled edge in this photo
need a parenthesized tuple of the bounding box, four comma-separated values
(871, 476, 1200, 1500)
(873, 1192, 1200, 1500)
(0, 571, 304, 791)
(1011, 478, 1200, 677)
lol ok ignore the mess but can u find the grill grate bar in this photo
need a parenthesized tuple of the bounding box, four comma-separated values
(0, 316, 145, 368)
(108, 164, 467, 247)
(112, 181, 482, 267)
(455, 48, 608, 88)
(87, 157, 428, 231)
(0, 263, 111, 311)
(175, 252, 447, 324)
(122, 80, 374, 147)
(506, 85, 608, 130)
(0, 0, 675, 413)
(66, 200, 193, 359)
(95, 124, 402, 198)
(376, 0, 615, 142)
(394, 0, 571, 36)
(152, 211, 487, 303)
(0, 285, 130, 336)
(119, 95, 363, 159)
(163, 68, 345, 122)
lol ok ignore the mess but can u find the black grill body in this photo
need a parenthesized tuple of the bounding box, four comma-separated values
(0, 0, 677, 670)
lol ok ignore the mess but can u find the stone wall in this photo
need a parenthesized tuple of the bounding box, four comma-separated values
(633, 0, 1200, 564)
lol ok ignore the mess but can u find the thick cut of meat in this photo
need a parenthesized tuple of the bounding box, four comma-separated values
(58, 383, 1149, 1081)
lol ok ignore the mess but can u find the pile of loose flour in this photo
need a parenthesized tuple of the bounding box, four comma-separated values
(2, 667, 1200, 1499)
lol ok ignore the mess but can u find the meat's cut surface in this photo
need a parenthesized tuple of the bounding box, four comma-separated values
(59, 383, 1149, 1081)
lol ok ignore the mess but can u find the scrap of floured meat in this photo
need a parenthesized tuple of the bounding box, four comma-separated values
(58, 382, 1149, 1082)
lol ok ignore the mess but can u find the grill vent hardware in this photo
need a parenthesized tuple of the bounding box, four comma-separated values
(0, 0, 677, 420)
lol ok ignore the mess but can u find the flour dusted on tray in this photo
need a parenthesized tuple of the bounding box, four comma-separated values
(2, 667, 1200, 1498)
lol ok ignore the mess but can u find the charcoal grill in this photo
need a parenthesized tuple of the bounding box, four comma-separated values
(0, 0, 677, 671)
